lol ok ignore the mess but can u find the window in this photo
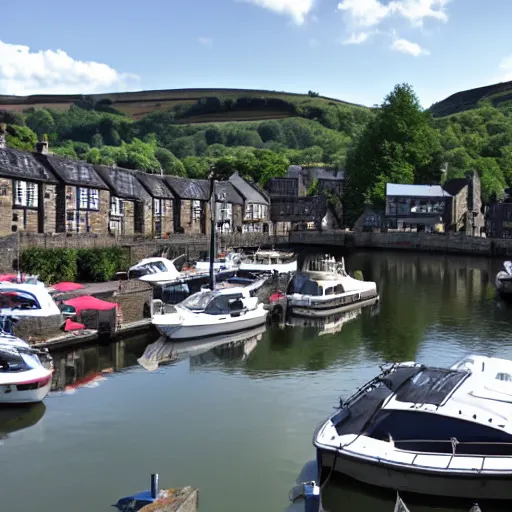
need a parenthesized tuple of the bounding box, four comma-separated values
(191, 200, 202, 222)
(153, 199, 161, 216)
(110, 197, 124, 217)
(14, 181, 38, 208)
(387, 199, 397, 215)
(78, 188, 99, 210)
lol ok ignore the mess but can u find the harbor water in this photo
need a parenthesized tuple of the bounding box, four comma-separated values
(1, 250, 512, 512)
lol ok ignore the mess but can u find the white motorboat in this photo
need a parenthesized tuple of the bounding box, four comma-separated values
(314, 354, 512, 500)
(495, 260, 512, 297)
(239, 249, 297, 274)
(151, 284, 268, 341)
(0, 343, 53, 404)
(286, 256, 378, 318)
(0, 282, 61, 319)
(194, 252, 242, 272)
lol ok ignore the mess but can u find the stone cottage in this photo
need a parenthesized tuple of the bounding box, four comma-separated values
(229, 172, 270, 233)
(34, 143, 110, 234)
(214, 181, 244, 233)
(94, 165, 152, 236)
(133, 172, 175, 237)
(164, 176, 210, 235)
(0, 141, 59, 236)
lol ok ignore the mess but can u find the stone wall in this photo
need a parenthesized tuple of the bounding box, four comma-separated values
(60, 186, 110, 234)
(180, 199, 207, 235)
(451, 185, 469, 232)
(43, 184, 58, 233)
(112, 280, 153, 324)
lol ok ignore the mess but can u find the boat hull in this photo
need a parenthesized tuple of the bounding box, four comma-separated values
(240, 261, 297, 274)
(288, 290, 379, 318)
(0, 373, 52, 404)
(153, 310, 268, 341)
(316, 447, 512, 500)
(496, 272, 512, 296)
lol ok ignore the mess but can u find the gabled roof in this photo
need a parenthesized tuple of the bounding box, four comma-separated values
(443, 178, 468, 196)
(36, 154, 109, 189)
(164, 176, 210, 201)
(229, 172, 269, 205)
(0, 147, 58, 183)
(94, 165, 151, 201)
(215, 181, 244, 205)
(134, 172, 175, 200)
(386, 183, 451, 198)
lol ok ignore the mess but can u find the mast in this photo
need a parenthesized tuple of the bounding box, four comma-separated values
(208, 168, 217, 291)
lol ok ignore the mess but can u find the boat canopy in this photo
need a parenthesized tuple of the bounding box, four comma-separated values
(181, 291, 245, 315)
(287, 274, 324, 296)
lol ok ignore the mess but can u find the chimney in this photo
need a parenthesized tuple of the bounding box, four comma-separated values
(0, 123, 6, 149)
(35, 133, 49, 155)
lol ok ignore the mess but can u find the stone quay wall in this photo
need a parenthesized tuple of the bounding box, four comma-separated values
(289, 230, 512, 258)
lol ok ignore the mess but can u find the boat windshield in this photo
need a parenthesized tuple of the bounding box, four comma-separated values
(181, 292, 216, 311)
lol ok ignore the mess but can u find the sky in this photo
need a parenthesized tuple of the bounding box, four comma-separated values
(1, 0, 512, 108)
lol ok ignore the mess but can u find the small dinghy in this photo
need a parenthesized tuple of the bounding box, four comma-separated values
(314, 354, 512, 500)
(0, 342, 53, 404)
(495, 261, 512, 297)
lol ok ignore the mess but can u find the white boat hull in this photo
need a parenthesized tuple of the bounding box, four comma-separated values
(0, 370, 52, 404)
(291, 296, 380, 319)
(317, 448, 512, 500)
(496, 271, 512, 296)
(153, 307, 268, 341)
(240, 261, 297, 274)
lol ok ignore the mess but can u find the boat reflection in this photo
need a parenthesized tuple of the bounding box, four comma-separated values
(0, 403, 46, 439)
(50, 334, 153, 392)
(138, 326, 266, 371)
(286, 298, 380, 336)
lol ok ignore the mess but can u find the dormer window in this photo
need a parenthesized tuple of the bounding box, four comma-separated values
(78, 188, 99, 210)
(14, 181, 38, 208)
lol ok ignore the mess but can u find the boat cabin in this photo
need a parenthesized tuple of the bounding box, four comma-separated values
(180, 289, 250, 316)
(0, 283, 61, 317)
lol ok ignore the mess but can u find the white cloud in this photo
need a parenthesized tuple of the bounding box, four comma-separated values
(198, 37, 213, 45)
(343, 32, 371, 45)
(337, 0, 450, 28)
(499, 55, 512, 82)
(0, 40, 138, 95)
(337, 0, 390, 28)
(391, 38, 430, 56)
(243, 0, 314, 25)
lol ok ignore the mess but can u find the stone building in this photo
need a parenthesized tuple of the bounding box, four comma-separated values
(134, 172, 175, 237)
(214, 181, 244, 233)
(0, 143, 59, 236)
(34, 144, 110, 234)
(164, 176, 210, 235)
(229, 172, 270, 233)
(94, 165, 152, 236)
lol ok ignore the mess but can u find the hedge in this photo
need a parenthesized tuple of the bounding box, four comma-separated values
(20, 247, 129, 283)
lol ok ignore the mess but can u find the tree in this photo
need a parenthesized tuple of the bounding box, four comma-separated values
(25, 109, 56, 138)
(155, 147, 186, 176)
(344, 83, 441, 225)
(6, 125, 37, 151)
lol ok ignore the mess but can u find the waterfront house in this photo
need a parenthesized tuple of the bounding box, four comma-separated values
(229, 172, 270, 233)
(133, 172, 175, 237)
(94, 165, 152, 236)
(164, 176, 210, 235)
(0, 140, 59, 236)
(385, 183, 452, 232)
(487, 201, 512, 238)
(34, 143, 110, 234)
(214, 181, 244, 233)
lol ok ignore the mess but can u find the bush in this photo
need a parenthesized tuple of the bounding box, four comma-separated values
(77, 247, 129, 282)
(21, 248, 77, 283)
(20, 247, 129, 283)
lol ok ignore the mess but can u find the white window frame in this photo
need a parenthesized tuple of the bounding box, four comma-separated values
(78, 188, 100, 211)
(14, 181, 38, 208)
(153, 198, 161, 216)
(191, 200, 202, 222)
(111, 197, 124, 217)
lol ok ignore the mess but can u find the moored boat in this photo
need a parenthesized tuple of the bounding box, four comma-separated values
(286, 256, 378, 318)
(239, 249, 297, 274)
(151, 284, 268, 341)
(495, 260, 512, 297)
(314, 354, 512, 500)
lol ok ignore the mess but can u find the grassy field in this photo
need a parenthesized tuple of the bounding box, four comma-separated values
(0, 87, 365, 122)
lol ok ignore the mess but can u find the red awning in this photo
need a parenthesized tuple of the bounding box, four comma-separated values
(64, 295, 118, 314)
(53, 282, 85, 293)
(0, 274, 18, 282)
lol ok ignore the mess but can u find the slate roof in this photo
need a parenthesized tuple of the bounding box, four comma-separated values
(164, 176, 210, 201)
(0, 147, 58, 183)
(215, 181, 244, 205)
(134, 172, 175, 199)
(386, 183, 452, 198)
(94, 165, 151, 201)
(37, 154, 108, 189)
(229, 172, 269, 205)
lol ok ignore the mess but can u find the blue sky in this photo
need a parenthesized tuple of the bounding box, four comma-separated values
(1, 0, 511, 108)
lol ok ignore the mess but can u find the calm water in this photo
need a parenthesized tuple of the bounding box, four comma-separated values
(2, 251, 512, 512)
